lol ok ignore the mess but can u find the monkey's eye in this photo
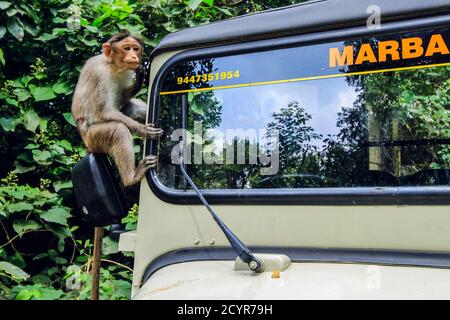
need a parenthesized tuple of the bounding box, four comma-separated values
(133, 48, 139, 52)
(124, 47, 131, 51)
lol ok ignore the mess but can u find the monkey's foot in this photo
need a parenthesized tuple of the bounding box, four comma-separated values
(132, 155, 158, 184)
(122, 155, 158, 187)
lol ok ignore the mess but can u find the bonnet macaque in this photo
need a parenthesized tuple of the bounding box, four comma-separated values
(72, 32, 162, 186)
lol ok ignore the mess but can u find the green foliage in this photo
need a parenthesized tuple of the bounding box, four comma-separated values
(267, 101, 322, 174)
(0, 0, 299, 300)
(122, 203, 138, 231)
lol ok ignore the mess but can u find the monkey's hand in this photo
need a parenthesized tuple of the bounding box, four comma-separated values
(138, 123, 164, 139)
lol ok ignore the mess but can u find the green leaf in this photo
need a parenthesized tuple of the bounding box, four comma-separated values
(171, 7, 184, 15)
(402, 90, 416, 104)
(191, 102, 205, 116)
(0, 117, 17, 132)
(53, 180, 72, 192)
(52, 17, 65, 24)
(17, 152, 33, 163)
(35, 33, 57, 42)
(188, 91, 194, 103)
(92, 9, 112, 26)
(63, 112, 76, 127)
(188, 0, 203, 10)
(84, 25, 98, 33)
(4, 188, 27, 200)
(54, 256, 67, 264)
(36, 287, 63, 300)
(32, 149, 52, 165)
(112, 279, 131, 299)
(33, 253, 48, 261)
(7, 202, 33, 213)
(57, 238, 65, 252)
(7, 18, 24, 41)
(21, 75, 32, 86)
(102, 236, 118, 255)
(24, 109, 41, 132)
(0, 26, 6, 39)
(22, 20, 39, 37)
(31, 274, 52, 285)
(0, 2, 11, 10)
(52, 27, 66, 36)
(160, 7, 173, 18)
(64, 41, 76, 51)
(52, 82, 72, 95)
(217, 7, 232, 16)
(0, 262, 29, 281)
(5, 97, 18, 106)
(79, 18, 89, 27)
(30, 86, 56, 101)
(6, 8, 15, 16)
(13, 88, 31, 101)
(80, 37, 99, 47)
(40, 207, 71, 225)
(162, 22, 177, 33)
(203, 0, 214, 6)
(13, 220, 41, 236)
(10, 252, 26, 269)
(13, 162, 36, 174)
(50, 144, 64, 155)
(39, 118, 48, 132)
(0, 48, 4, 66)
(57, 139, 73, 151)
(22, 144, 38, 151)
(15, 290, 33, 300)
(12, 78, 24, 88)
(0, 209, 8, 218)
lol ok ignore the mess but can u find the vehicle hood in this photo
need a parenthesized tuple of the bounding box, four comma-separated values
(133, 261, 450, 299)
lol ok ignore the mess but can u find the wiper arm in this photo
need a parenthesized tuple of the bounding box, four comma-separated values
(178, 142, 264, 273)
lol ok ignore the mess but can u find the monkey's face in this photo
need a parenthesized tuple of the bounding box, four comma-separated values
(103, 37, 142, 71)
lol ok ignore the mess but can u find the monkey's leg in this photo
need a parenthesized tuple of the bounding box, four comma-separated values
(86, 122, 158, 186)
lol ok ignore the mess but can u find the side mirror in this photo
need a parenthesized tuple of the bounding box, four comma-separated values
(71, 154, 127, 228)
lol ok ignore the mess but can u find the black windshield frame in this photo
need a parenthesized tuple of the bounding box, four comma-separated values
(146, 13, 450, 205)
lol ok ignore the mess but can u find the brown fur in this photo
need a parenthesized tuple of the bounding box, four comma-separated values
(71, 33, 163, 186)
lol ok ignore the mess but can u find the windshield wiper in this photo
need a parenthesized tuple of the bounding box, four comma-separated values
(178, 141, 264, 273)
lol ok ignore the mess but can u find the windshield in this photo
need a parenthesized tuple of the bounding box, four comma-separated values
(155, 26, 450, 190)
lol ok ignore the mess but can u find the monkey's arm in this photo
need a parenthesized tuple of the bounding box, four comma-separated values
(100, 109, 162, 139)
(121, 98, 147, 123)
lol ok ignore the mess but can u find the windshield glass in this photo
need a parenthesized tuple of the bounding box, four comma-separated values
(156, 26, 450, 189)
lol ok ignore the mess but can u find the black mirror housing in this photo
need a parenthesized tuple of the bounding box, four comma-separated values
(71, 154, 127, 227)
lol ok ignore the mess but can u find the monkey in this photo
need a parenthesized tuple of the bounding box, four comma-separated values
(71, 31, 163, 187)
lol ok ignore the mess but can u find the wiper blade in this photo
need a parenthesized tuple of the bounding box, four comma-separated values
(178, 143, 264, 273)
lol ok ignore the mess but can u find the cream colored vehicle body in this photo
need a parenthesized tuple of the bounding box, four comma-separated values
(123, 184, 450, 299)
(119, 0, 450, 299)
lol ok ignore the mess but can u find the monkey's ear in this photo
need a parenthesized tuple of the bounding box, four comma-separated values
(102, 43, 113, 59)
